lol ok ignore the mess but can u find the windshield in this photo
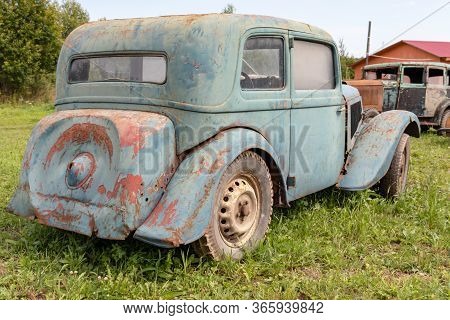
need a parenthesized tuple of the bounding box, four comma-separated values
(69, 55, 167, 84)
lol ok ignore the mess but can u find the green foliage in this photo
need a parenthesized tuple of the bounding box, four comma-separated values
(0, 0, 61, 94)
(338, 39, 359, 80)
(58, 0, 89, 39)
(0, 104, 448, 299)
(222, 4, 236, 14)
(0, 0, 88, 97)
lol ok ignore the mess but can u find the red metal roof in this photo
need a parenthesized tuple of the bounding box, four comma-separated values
(403, 40, 450, 58)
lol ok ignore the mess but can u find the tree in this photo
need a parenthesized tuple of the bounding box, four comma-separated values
(59, 0, 89, 39)
(0, 0, 62, 94)
(0, 0, 89, 95)
(222, 4, 236, 14)
(338, 38, 359, 80)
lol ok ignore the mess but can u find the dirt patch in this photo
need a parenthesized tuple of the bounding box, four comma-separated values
(381, 270, 432, 282)
(297, 292, 312, 300)
(26, 291, 47, 300)
(300, 267, 323, 280)
(0, 262, 6, 277)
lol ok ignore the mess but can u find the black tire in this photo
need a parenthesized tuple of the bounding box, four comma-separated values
(379, 133, 410, 198)
(193, 151, 273, 260)
(437, 109, 450, 137)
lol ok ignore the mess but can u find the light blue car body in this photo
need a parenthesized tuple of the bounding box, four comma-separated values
(8, 14, 420, 247)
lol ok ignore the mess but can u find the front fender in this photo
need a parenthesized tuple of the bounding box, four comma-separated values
(337, 110, 420, 191)
(134, 128, 285, 248)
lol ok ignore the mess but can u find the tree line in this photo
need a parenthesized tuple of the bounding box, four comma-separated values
(0, 0, 89, 97)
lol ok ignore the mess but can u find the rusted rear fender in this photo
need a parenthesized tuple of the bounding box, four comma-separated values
(134, 128, 286, 248)
(7, 109, 177, 240)
(337, 110, 420, 191)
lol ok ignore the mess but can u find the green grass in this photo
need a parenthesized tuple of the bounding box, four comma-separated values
(0, 103, 448, 299)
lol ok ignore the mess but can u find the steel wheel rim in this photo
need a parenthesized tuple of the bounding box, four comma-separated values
(217, 173, 261, 247)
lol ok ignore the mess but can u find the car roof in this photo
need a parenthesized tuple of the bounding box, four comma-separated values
(363, 61, 449, 70)
(69, 14, 333, 46)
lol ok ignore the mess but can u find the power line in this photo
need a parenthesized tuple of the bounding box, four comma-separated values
(372, 1, 449, 54)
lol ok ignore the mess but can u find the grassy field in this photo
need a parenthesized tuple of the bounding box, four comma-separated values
(0, 103, 448, 300)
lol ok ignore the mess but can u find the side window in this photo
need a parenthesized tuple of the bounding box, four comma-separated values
(428, 68, 444, 85)
(241, 37, 284, 90)
(447, 69, 450, 86)
(293, 40, 335, 90)
(402, 67, 424, 85)
(364, 68, 398, 81)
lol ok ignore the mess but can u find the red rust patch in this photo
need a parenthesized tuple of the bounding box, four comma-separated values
(209, 148, 229, 173)
(159, 200, 179, 226)
(146, 199, 165, 226)
(97, 185, 106, 195)
(45, 123, 113, 168)
(106, 174, 144, 206)
(114, 117, 165, 158)
(22, 146, 33, 170)
(164, 228, 183, 247)
(36, 203, 81, 225)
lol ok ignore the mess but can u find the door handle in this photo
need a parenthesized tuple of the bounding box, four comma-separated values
(337, 106, 346, 113)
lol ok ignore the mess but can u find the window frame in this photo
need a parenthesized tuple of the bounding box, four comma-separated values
(291, 38, 338, 92)
(401, 66, 425, 86)
(426, 66, 446, 86)
(67, 51, 168, 85)
(240, 35, 286, 92)
(363, 67, 399, 81)
(447, 68, 450, 87)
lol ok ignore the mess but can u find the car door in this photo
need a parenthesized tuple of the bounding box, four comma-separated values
(424, 66, 447, 117)
(397, 66, 426, 115)
(288, 33, 345, 200)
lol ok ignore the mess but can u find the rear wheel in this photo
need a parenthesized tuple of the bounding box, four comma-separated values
(437, 109, 450, 137)
(193, 151, 273, 260)
(379, 134, 410, 198)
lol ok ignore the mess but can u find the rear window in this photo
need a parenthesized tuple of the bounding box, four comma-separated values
(69, 55, 167, 84)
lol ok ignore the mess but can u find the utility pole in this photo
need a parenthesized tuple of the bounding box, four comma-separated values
(365, 21, 372, 66)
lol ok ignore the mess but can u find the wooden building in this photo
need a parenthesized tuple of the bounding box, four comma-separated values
(352, 40, 450, 79)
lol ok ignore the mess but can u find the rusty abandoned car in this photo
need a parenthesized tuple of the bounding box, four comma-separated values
(8, 14, 420, 260)
(347, 62, 450, 134)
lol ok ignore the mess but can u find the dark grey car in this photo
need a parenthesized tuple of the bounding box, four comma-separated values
(347, 62, 450, 134)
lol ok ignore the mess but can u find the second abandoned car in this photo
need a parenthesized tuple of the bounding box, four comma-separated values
(347, 62, 450, 133)
(8, 14, 420, 259)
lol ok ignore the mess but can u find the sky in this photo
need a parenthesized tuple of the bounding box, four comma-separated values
(70, 0, 450, 57)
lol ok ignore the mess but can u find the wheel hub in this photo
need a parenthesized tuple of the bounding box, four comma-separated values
(218, 175, 260, 245)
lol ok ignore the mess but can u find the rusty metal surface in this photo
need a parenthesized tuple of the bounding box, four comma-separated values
(382, 86, 398, 112)
(357, 62, 449, 125)
(397, 87, 426, 116)
(8, 110, 177, 239)
(337, 111, 420, 191)
(424, 87, 448, 117)
(363, 62, 449, 70)
(133, 128, 285, 248)
(56, 14, 331, 112)
(346, 80, 385, 112)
